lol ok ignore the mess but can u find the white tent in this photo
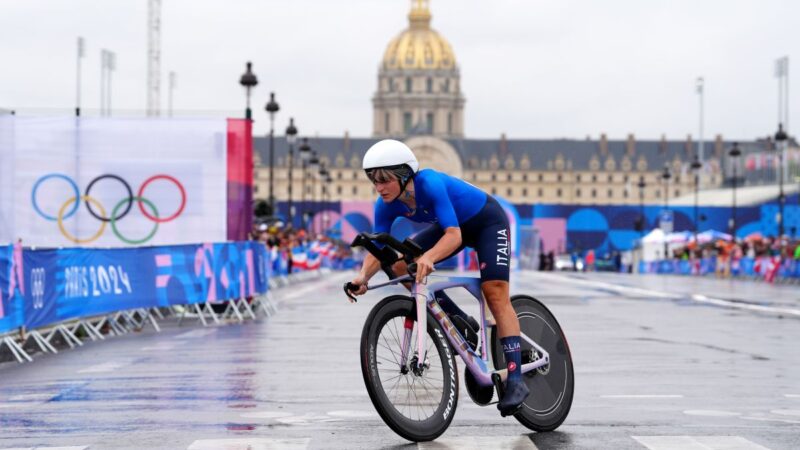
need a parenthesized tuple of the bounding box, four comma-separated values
(640, 229, 691, 261)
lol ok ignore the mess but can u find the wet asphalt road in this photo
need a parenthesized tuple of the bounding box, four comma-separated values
(0, 270, 799, 449)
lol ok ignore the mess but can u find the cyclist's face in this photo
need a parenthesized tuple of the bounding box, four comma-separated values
(372, 174, 400, 201)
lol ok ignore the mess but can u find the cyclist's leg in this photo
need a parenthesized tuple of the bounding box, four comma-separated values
(470, 200, 529, 414)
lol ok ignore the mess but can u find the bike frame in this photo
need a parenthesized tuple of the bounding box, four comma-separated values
(365, 272, 551, 388)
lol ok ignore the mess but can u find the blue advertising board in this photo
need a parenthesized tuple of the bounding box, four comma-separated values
(17, 241, 268, 330)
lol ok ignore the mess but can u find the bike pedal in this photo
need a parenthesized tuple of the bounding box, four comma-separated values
(499, 403, 522, 418)
(491, 373, 505, 399)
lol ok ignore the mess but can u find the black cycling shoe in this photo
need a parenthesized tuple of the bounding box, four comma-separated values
(450, 315, 480, 351)
(497, 380, 530, 417)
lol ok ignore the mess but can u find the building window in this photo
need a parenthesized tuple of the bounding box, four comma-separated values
(674, 189, 680, 197)
(426, 77, 433, 93)
(507, 173, 513, 182)
(352, 172, 358, 180)
(537, 188, 543, 196)
(472, 173, 477, 181)
(337, 172, 342, 180)
(388, 78, 394, 92)
(491, 173, 496, 182)
(576, 174, 581, 182)
(591, 189, 597, 198)
(623, 189, 629, 198)
(607, 189, 613, 198)
(538, 174, 543, 182)
(623, 175, 629, 182)
(384, 112, 390, 133)
(352, 186, 358, 195)
(576, 188, 581, 197)
(406, 77, 412, 93)
(447, 113, 453, 134)
(337, 186, 342, 195)
(444, 79, 450, 93)
(655, 190, 661, 198)
(592, 174, 597, 182)
(403, 112, 412, 133)
(557, 174, 562, 182)
(254, 184, 259, 194)
(523, 174, 528, 182)
(608, 174, 613, 182)
(507, 188, 512, 197)
(491, 187, 497, 195)
(557, 188, 562, 197)
(426, 112, 434, 133)
(522, 188, 528, 196)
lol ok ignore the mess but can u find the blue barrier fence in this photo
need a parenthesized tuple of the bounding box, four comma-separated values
(639, 257, 800, 280)
(0, 241, 270, 335)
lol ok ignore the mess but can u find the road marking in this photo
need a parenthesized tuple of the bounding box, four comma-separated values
(741, 415, 800, 425)
(0, 447, 89, 450)
(691, 294, 800, 318)
(175, 329, 217, 339)
(419, 436, 537, 449)
(9, 393, 56, 402)
(770, 409, 800, 416)
(326, 410, 374, 418)
(188, 438, 310, 450)
(683, 410, 741, 417)
(275, 413, 341, 425)
(140, 342, 176, 351)
(78, 360, 130, 374)
(601, 394, 684, 399)
(537, 272, 800, 317)
(239, 411, 293, 419)
(785, 394, 800, 398)
(632, 436, 770, 450)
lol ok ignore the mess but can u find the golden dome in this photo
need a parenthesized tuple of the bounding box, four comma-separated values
(382, 0, 456, 71)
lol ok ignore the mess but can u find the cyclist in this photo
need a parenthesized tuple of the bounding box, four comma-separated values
(348, 139, 529, 416)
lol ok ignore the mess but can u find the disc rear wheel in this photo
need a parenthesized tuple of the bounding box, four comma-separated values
(491, 294, 574, 431)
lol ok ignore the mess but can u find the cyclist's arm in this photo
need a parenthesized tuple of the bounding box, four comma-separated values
(358, 252, 382, 281)
(423, 226, 462, 263)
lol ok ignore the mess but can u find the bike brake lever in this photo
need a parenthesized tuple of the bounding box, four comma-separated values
(343, 282, 359, 303)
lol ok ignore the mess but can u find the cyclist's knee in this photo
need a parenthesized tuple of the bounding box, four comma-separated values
(481, 280, 508, 305)
(391, 259, 408, 275)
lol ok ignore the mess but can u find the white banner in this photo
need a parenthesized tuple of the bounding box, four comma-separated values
(0, 116, 228, 247)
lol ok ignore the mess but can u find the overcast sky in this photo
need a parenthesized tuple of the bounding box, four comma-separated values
(1, 0, 797, 141)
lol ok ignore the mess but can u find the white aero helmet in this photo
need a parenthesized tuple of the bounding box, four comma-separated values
(362, 139, 419, 173)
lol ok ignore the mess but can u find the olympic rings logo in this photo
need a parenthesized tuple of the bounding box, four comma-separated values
(31, 173, 187, 245)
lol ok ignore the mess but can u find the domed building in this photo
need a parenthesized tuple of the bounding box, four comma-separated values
(372, 0, 465, 138)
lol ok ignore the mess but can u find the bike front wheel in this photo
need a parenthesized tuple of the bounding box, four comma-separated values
(491, 294, 574, 432)
(360, 295, 459, 442)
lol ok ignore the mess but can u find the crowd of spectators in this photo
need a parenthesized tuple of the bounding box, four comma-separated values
(250, 219, 354, 273)
(665, 234, 800, 282)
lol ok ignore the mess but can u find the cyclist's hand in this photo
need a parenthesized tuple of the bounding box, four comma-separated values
(349, 275, 369, 296)
(415, 254, 435, 284)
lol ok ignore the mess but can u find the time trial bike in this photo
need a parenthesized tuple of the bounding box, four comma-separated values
(344, 232, 574, 442)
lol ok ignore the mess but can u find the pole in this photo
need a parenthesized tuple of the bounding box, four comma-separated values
(168, 71, 175, 117)
(732, 162, 737, 237)
(697, 77, 704, 161)
(779, 143, 785, 238)
(268, 116, 275, 215)
(288, 142, 294, 226)
(76, 37, 83, 117)
(694, 172, 699, 239)
(100, 50, 105, 116)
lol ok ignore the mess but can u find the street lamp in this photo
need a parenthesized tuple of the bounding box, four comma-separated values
(239, 61, 258, 120)
(298, 138, 312, 228)
(265, 92, 280, 214)
(661, 165, 672, 259)
(285, 118, 298, 226)
(308, 151, 320, 232)
(728, 142, 742, 237)
(318, 164, 330, 235)
(774, 123, 788, 238)
(636, 175, 647, 238)
(691, 154, 702, 241)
